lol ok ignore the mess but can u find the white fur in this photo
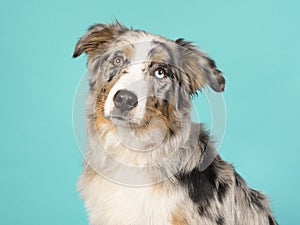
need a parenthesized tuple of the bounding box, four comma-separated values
(104, 41, 155, 123)
(78, 173, 200, 225)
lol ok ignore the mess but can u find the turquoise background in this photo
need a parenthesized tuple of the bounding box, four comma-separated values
(0, 0, 299, 224)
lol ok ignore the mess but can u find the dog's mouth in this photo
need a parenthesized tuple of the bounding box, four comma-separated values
(107, 110, 139, 126)
(110, 115, 126, 121)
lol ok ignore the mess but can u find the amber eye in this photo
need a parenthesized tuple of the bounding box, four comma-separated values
(113, 57, 123, 67)
(154, 68, 166, 79)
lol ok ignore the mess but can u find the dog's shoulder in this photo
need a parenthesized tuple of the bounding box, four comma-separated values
(176, 124, 278, 224)
(176, 153, 235, 215)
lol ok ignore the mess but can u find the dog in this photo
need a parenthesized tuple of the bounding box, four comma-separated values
(73, 22, 278, 225)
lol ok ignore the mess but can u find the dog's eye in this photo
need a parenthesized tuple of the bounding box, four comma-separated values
(154, 68, 166, 79)
(113, 57, 123, 67)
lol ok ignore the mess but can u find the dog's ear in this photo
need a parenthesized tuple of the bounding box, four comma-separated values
(176, 38, 225, 93)
(73, 22, 127, 60)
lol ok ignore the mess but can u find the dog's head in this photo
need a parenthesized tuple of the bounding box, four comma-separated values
(73, 22, 225, 149)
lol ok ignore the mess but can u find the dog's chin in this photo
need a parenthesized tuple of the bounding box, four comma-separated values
(107, 115, 139, 127)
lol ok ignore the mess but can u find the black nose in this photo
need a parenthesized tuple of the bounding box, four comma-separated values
(113, 89, 138, 112)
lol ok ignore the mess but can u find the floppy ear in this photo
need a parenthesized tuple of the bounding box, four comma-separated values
(73, 22, 127, 60)
(176, 38, 225, 93)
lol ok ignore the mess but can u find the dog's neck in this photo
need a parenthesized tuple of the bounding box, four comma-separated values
(85, 117, 213, 185)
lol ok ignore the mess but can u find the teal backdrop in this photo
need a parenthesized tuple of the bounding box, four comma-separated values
(0, 0, 299, 224)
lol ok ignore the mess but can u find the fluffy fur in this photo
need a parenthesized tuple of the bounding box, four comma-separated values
(73, 22, 278, 225)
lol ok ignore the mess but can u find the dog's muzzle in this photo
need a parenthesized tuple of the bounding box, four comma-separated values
(113, 89, 138, 113)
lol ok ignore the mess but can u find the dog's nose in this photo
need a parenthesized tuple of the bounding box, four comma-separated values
(113, 89, 138, 112)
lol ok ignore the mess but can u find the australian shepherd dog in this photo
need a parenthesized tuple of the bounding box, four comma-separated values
(73, 22, 278, 225)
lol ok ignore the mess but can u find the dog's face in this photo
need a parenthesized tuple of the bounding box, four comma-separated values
(73, 22, 225, 146)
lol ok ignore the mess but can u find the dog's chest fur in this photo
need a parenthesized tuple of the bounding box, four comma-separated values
(78, 169, 200, 225)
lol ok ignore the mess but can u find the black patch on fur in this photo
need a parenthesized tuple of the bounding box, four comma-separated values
(216, 216, 225, 225)
(168, 127, 175, 136)
(234, 171, 246, 187)
(204, 56, 217, 68)
(176, 156, 229, 216)
(107, 73, 116, 82)
(166, 66, 175, 80)
(107, 68, 119, 82)
(248, 189, 266, 211)
(89, 80, 96, 90)
(175, 38, 194, 48)
(176, 164, 215, 215)
(217, 181, 229, 204)
(175, 125, 232, 216)
(268, 215, 278, 225)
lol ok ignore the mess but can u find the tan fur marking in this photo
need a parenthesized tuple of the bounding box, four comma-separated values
(171, 208, 188, 225)
(83, 165, 98, 181)
(139, 96, 180, 139)
(94, 91, 112, 129)
(151, 51, 169, 64)
(93, 78, 120, 129)
(121, 44, 134, 59)
(184, 59, 206, 93)
(85, 28, 115, 62)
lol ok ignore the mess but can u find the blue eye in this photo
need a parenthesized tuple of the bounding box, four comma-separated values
(154, 68, 166, 79)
